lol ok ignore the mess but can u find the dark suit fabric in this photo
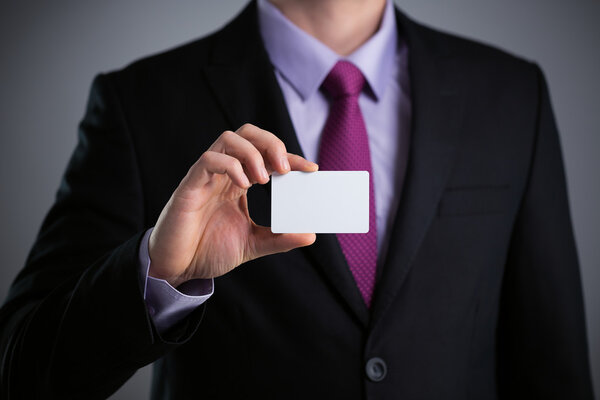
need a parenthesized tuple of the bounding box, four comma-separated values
(0, 2, 594, 399)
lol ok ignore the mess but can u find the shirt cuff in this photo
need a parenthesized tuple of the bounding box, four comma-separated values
(139, 228, 213, 333)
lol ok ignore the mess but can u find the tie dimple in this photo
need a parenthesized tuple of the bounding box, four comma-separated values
(318, 60, 378, 307)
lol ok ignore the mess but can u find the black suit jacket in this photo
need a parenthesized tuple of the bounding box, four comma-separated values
(0, 2, 594, 399)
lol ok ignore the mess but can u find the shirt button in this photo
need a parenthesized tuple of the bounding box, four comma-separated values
(365, 357, 387, 382)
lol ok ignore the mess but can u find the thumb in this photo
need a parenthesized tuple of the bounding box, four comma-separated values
(248, 225, 316, 260)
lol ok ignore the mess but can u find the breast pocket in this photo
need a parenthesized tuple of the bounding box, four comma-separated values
(438, 185, 510, 217)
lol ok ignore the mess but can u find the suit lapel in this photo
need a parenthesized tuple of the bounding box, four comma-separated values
(202, 4, 302, 156)
(369, 10, 465, 328)
(203, 2, 370, 326)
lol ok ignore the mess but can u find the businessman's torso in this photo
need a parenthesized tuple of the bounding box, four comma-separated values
(103, 4, 539, 399)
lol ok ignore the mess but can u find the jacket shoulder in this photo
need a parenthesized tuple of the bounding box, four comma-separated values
(99, 2, 257, 97)
(400, 12, 538, 78)
(104, 32, 218, 90)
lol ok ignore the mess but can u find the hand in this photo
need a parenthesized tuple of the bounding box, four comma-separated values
(148, 124, 318, 287)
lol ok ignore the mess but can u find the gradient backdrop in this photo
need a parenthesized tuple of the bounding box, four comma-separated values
(1, 1, 598, 398)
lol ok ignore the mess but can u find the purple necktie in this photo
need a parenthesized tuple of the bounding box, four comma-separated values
(318, 60, 378, 307)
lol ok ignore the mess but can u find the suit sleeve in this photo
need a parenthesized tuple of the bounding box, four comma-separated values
(0, 74, 205, 399)
(497, 65, 594, 399)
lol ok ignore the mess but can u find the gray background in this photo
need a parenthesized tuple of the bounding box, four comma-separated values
(0, 0, 598, 398)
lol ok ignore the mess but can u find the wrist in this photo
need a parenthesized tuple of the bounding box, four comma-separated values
(148, 266, 189, 289)
(147, 227, 191, 288)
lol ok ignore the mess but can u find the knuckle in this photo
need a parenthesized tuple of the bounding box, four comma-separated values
(238, 123, 255, 133)
(199, 151, 225, 171)
(198, 150, 214, 164)
(193, 155, 205, 170)
(269, 139, 286, 156)
(220, 130, 236, 142)
(275, 139, 286, 153)
(229, 158, 243, 173)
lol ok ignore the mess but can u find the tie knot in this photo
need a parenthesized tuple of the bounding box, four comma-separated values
(321, 61, 366, 99)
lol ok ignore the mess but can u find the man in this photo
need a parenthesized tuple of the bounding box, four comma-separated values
(0, 0, 594, 398)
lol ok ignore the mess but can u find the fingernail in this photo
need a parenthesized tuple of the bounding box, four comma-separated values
(260, 167, 269, 181)
(281, 156, 290, 171)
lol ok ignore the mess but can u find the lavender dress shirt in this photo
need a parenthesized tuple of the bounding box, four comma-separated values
(140, 0, 411, 333)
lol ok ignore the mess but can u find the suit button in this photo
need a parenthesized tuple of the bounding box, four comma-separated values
(365, 357, 387, 382)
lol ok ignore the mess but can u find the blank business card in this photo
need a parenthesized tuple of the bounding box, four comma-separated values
(271, 171, 369, 233)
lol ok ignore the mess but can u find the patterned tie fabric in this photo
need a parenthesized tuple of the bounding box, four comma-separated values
(318, 60, 378, 307)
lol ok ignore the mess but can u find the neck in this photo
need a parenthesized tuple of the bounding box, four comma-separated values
(268, 0, 387, 56)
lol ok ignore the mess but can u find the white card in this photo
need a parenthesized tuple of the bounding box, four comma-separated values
(271, 171, 369, 233)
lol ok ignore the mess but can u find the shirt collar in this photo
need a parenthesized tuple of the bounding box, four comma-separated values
(257, 0, 398, 102)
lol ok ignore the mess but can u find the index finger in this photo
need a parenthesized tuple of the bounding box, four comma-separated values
(235, 124, 291, 174)
(287, 153, 319, 173)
